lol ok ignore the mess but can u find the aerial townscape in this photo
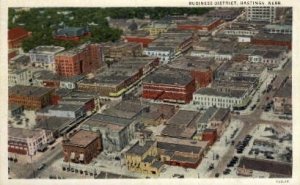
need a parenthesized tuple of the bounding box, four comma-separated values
(7, 7, 292, 179)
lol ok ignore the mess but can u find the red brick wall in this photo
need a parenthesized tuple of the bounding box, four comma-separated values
(251, 39, 292, 50)
(191, 69, 213, 88)
(202, 130, 217, 146)
(142, 80, 196, 103)
(124, 36, 155, 47)
(55, 44, 102, 77)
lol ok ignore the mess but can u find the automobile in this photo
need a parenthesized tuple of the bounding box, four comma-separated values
(172, 174, 184, 178)
(266, 155, 274, 159)
(37, 163, 46, 171)
(208, 164, 214, 170)
(223, 169, 231, 175)
(50, 146, 55, 150)
(237, 149, 243, 154)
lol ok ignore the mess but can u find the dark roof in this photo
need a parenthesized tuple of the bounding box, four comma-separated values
(238, 157, 292, 177)
(126, 141, 155, 156)
(9, 85, 53, 98)
(89, 113, 133, 126)
(212, 108, 230, 122)
(152, 161, 164, 169)
(198, 107, 218, 123)
(171, 155, 199, 164)
(36, 117, 73, 131)
(263, 51, 282, 59)
(142, 156, 156, 163)
(55, 27, 89, 37)
(143, 67, 193, 86)
(8, 27, 29, 40)
(275, 79, 291, 98)
(157, 142, 202, 153)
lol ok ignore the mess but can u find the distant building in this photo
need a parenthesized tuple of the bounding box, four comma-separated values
(29, 46, 65, 71)
(207, 8, 241, 21)
(142, 67, 196, 104)
(142, 21, 172, 36)
(123, 31, 156, 47)
(8, 127, 53, 155)
(143, 47, 175, 65)
(8, 68, 33, 87)
(8, 27, 31, 48)
(9, 85, 54, 110)
(102, 42, 143, 61)
(251, 32, 292, 50)
(62, 130, 102, 164)
(177, 18, 223, 31)
(55, 43, 102, 77)
(54, 27, 91, 41)
(237, 157, 292, 177)
(273, 78, 292, 115)
(156, 136, 209, 169)
(125, 141, 164, 176)
(264, 24, 292, 35)
(246, 7, 276, 23)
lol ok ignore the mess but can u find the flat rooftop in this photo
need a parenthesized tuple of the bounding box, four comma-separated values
(143, 67, 193, 86)
(29, 46, 65, 54)
(195, 88, 246, 98)
(9, 85, 53, 98)
(64, 130, 99, 148)
(9, 127, 43, 139)
(238, 157, 292, 177)
(168, 56, 218, 71)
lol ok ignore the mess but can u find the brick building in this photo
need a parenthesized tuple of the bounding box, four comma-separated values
(78, 57, 157, 97)
(177, 18, 223, 31)
(62, 130, 102, 164)
(122, 31, 156, 47)
(251, 33, 292, 50)
(54, 27, 91, 41)
(168, 56, 221, 88)
(102, 42, 143, 61)
(9, 85, 54, 110)
(8, 27, 31, 48)
(156, 136, 209, 169)
(55, 43, 102, 77)
(142, 67, 196, 104)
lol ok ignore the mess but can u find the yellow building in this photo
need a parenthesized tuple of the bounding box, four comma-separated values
(143, 22, 170, 36)
(125, 141, 164, 176)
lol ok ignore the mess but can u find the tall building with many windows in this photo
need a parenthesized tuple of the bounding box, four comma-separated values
(246, 7, 276, 23)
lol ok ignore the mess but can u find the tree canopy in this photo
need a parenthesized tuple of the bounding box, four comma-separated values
(9, 7, 212, 52)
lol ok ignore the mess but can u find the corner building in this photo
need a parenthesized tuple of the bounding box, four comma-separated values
(55, 43, 102, 77)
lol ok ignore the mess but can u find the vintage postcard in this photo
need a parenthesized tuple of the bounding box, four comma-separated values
(0, 0, 299, 185)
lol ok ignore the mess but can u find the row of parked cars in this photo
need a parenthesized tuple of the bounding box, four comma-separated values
(235, 135, 253, 154)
